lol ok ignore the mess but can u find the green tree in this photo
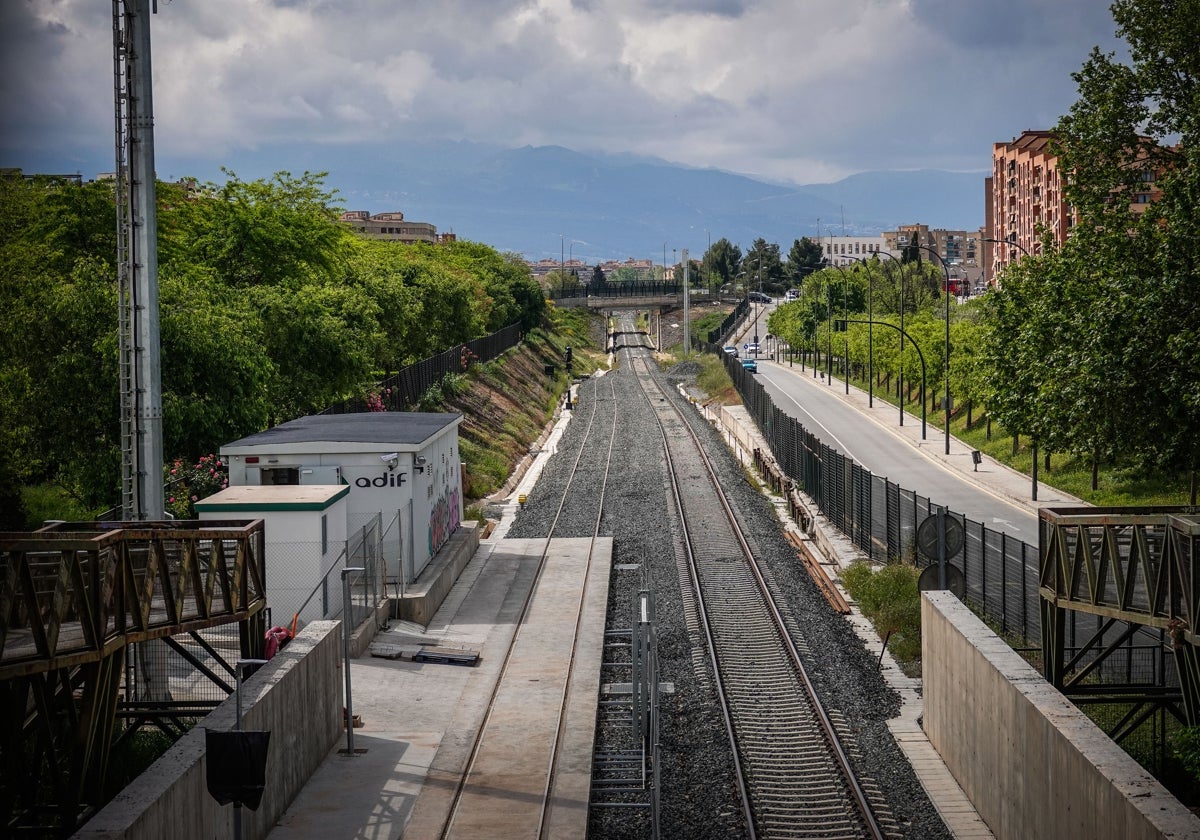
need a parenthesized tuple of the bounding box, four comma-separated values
(159, 265, 275, 456)
(590, 264, 608, 291)
(2, 169, 552, 517)
(743, 238, 785, 294)
(1048, 0, 1200, 476)
(168, 169, 350, 288)
(701, 238, 742, 295)
(785, 237, 824, 286)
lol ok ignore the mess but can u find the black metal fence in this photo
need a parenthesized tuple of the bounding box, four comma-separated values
(321, 322, 523, 415)
(705, 332, 1188, 769)
(712, 340, 1043, 645)
(707, 299, 749, 345)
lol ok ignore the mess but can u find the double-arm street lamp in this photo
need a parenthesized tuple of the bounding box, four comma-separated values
(837, 317, 927, 440)
(825, 260, 855, 393)
(912, 244, 953, 456)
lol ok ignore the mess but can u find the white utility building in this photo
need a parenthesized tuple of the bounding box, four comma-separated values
(219, 412, 464, 588)
(195, 484, 349, 626)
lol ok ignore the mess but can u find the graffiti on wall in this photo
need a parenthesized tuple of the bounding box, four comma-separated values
(428, 485, 461, 556)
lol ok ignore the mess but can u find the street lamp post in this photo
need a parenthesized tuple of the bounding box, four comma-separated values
(981, 235, 1032, 278)
(826, 284, 832, 383)
(840, 318, 927, 440)
(911, 243, 953, 456)
(870, 249, 908, 428)
(982, 235, 1039, 499)
(843, 255, 878, 404)
(826, 261, 854, 394)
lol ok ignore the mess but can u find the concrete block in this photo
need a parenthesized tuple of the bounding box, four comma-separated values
(922, 592, 1200, 840)
(72, 621, 342, 840)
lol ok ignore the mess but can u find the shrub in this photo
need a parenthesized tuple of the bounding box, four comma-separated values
(164, 454, 228, 519)
(840, 560, 922, 665)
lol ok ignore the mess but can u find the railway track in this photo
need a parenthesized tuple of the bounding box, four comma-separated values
(437, 371, 620, 840)
(622, 332, 891, 840)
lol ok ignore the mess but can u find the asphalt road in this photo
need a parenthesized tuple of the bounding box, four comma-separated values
(753, 357, 1040, 545)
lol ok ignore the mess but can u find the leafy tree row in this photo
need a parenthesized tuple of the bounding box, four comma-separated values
(766, 257, 958, 401)
(0, 170, 544, 513)
(980, 0, 1200, 485)
(760, 0, 1199, 491)
(695, 236, 825, 296)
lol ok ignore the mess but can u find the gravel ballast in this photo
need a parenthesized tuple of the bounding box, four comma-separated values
(505, 347, 953, 840)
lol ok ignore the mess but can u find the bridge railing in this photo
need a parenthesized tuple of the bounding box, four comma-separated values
(0, 519, 266, 679)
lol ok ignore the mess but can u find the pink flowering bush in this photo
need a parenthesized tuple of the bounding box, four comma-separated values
(164, 454, 228, 520)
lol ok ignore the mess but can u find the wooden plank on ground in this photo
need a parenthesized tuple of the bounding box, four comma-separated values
(785, 532, 851, 615)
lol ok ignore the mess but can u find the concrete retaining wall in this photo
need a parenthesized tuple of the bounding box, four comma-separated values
(393, 522, 480, 626)
(73, 620, 342, 840)
(922, 592, 1200, 840)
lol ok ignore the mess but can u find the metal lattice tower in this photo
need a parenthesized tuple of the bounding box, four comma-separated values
(112, 0, 164, 520)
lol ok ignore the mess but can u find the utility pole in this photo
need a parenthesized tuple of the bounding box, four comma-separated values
(682, 249, 690, 355)
(114, 0, 164, 520)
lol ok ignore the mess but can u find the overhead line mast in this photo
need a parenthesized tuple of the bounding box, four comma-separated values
(113, 0, 164, 519)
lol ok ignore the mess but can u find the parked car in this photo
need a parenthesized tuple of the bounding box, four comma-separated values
(741, 358, 758, 373)
(723, 345, 738, 357)
(749, 291, 772, 303)
(784, 289, 800, 301)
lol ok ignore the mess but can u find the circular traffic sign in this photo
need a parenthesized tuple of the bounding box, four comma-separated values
(917, 563, 965, 598)
(916, 513, 964, 560)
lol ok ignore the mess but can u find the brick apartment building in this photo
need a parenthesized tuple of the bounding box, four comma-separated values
(986, 131, 1071, 282)
(986, 129, 1165, 284)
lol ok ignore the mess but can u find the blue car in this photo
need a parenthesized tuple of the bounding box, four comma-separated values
(741, 358, 758, 373)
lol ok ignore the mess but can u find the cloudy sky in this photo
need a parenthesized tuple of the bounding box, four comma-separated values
(2, 0, 1123, 187)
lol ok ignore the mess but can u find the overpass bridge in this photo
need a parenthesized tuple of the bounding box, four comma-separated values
(1, 519, 267, 835)
(548, 280, 686, 311)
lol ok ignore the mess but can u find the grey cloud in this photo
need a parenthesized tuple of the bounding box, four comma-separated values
(573, 0, 747, 14)
(908, 0, 1117, 49)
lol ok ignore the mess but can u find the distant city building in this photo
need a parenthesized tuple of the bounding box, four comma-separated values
(881, 225, 985, 290)
(339, 210, 456, 244)
(819, 236, 893, 267)
(600, 258, 655, 279)
(527, 257, 656, 281)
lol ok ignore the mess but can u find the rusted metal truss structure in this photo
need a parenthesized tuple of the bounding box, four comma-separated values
(0, 520, 266, 835)
(1040, 507, 1200, 741)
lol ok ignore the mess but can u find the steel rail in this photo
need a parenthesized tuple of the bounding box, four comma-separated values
(629, 341, 885, 840)
(438, 370, 619, 840)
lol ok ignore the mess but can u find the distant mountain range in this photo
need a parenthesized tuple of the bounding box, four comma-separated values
(325, 143, 988, 262)
(16, 140, 987, 263)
